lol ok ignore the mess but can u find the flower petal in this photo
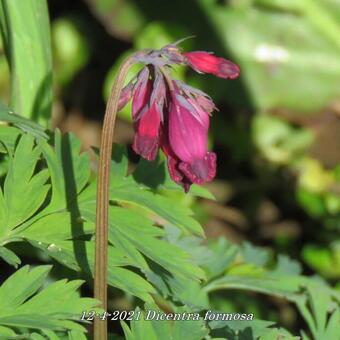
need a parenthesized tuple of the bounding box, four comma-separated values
(132, 67, 151, 118)
(179, 152, 216, 185)
(169, 97, 209, 163)
(183, 51, 240, 79)
(132, 103, 161, 161)
(118, 82, 134, 111)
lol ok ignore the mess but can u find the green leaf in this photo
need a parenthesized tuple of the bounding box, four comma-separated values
(204, 272, 306, 301)
(203, 1, 340, 111)
(0, 0, 52, 125)
(80, 201, 205, 280)
(242, 242, 270, 267)
(17, 212, 93, 243)
(30, 240, 131, 271)
(0, 265, 51, 311)
(172, 316, 209, 340)
(80, 144, 205, 236)
(164, 226, 238, 279)
(0, 325, 16, 337)
(52, 17, 90, 86)
(40, 130, 91, 213)
(110, 187, 204, 236)
(0, 246, 20, 268)
(30, 240, 156, 303)
(253, 113, 313, 164)
(0, 134, 49, 233)
(296, 282, 340, 340)
(121, 306, 209, 340)
(0, 265, 99, 335)
(0, 125, 22, 154)
(273, 255, 302, 276)
(210, 317, 297, 339)
(86, 0, 146, 40)
(0, 104, 48, 139)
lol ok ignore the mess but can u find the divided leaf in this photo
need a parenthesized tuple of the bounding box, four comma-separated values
(0, 265, 99, 337)
(0, 134, 49, 232)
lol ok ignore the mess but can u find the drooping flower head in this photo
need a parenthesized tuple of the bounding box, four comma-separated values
(118, 39, 240, 192)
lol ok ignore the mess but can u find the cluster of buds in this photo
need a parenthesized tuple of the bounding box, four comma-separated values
(118, 39, 240, 192)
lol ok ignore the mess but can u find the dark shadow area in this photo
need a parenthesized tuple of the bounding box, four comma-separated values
(132, 156, 166, 189)
(61, 133, 91, 276)
(211, 325, 255, 339)
(48, 0, 131, 122)
(31, 72, 53, 123)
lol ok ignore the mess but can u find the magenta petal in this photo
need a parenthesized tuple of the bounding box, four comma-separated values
(166, 155, 191, 192)
(132, 104, 161, 161)
(169, 99, 209, 163)
(118, 82, 133, 111)
(167, 155, 184, 183)
(179, 152, 216, 184)
(183, 51, 240, 79)
(132, 67, 151, 118)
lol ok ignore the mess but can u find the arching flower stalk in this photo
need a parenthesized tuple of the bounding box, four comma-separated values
(94, 39, 239, 339)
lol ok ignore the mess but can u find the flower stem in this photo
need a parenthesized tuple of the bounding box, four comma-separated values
(94, 56, 135, 340)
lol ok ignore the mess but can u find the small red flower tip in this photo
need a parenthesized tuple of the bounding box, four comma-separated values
(183, 51, 240, 79)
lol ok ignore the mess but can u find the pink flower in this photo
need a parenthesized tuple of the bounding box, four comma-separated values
(183, 51, 240, 79)
(131, 67, 161, 161)
(159, 89, 216, 192)
(117, 41, 240, 192)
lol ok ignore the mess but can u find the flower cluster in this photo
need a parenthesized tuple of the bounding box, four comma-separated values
(118, 41, 240, 192)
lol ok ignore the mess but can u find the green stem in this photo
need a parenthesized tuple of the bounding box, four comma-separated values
(94, 55, 135, 340)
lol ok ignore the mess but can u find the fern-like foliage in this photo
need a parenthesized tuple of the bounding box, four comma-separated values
(0, 265, 99, 339)
(1, 125, 339, 340)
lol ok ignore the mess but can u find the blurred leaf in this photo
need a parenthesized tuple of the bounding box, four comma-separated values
(295, 282, 340, 340)
(242, 242, 270, 267)
(204, 271, 306, 301)
(253, 114, 313, 164)
(209, 315, 300, 339)
(297, 158, 334, 193)
(52, 17, 90, 86)
(121, 306, 209, 340)
(0, 103, 48, 139)
(0, 0, 52, 125)
(303, 244, 340, 279)
(0, 246, 20, 268)
(204, 1, 340, 111)
(135, 21, 191, 52)
(85, 0, 146, 40)
(273, 255, 302, 276)
(0, 125, 21, 154)
(164, 226, 237, 278)
(296, 187, 327, 218)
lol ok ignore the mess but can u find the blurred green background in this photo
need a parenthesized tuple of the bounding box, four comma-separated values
(1, 0, 339, 335)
